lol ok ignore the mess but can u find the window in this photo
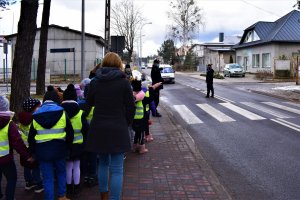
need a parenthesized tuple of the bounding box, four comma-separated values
(237, 56, 243, 66)
(244, 30, 260, 43)
(252, 54, 260, 68)
(262, 53, 271, 68)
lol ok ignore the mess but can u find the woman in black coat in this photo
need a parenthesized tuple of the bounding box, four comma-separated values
(85, 52, 135, 199)
(150, 59, 164, 117)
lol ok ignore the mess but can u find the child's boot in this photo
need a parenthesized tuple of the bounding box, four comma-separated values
(58, 195, 70, 200)
(139, 144, 148, 154)
(66, 184, 73, 195)
(132, 143, 140, 152)
(73, 184, 80, 196)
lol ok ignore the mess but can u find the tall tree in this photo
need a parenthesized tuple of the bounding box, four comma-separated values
(36, 0, 51, 95)
(111, 0, 145, 63)
(157, 39, 177, 64)
(168, 0, 204, 46)
(10, 0, 39, 114)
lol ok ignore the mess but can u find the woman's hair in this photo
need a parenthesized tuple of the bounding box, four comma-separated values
(101, 52, 123, 69)
(91, 63, 101, 73)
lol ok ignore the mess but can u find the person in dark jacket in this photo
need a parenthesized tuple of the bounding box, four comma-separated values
(28, 93, 74, 200)
(86, 52, 135, 200)
(206, 64, 214, 98)
(150, 59, 164, 117)
(89, 63, 101, 79)
(61, 83, 89, 196)
(0, 95, 33, 200)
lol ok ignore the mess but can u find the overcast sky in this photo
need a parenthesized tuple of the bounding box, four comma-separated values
(0, 0, 298, 56)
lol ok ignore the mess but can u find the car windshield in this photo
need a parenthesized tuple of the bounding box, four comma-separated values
(229, 64, 241, 69)
(162, 67, 174, 73)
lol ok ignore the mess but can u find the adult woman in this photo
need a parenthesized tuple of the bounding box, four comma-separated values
(86, 52, 135, 200)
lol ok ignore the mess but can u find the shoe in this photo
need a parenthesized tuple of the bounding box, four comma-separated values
(145, 134, 154, 142)
(58, 195, 70, 200)
(34, 184, 44, 193)
(139, 144, 148, 154)
(73, 184, 80, 196)
(132, 143, 140, 152)
(25, 182, 37, 191)
(154, 113, 162, 117)
(205, 96, 209, 98)
(100, 191, 109, 200)
(66, 184, 73, 195)
(211, 95, 214, 98)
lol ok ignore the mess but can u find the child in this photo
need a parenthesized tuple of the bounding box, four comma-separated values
(28, 91, 74, 200)
(0, 95, 33, 200)
(131, 79, 148, 154)
(18, 97, 43, 193)
(61, 84, 89, 196)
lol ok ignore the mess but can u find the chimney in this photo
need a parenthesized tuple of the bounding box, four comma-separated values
(219, 32, 224, 42)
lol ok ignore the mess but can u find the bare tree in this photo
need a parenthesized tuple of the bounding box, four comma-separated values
(111, 0, 145, 63)
(168, 0, 204, 46)
(36, 0, 51, 95)
(10, 0, 39, 114)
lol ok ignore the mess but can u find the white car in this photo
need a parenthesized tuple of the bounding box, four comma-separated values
(224, 63, 245, 77)
(160, 64, 175, 83)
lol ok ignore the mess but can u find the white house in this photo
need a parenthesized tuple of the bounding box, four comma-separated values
(233, 10, 300, 76)
(4, 24, 105, 80)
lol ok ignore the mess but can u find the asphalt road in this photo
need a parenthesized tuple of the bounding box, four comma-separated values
(159, 73, 300, 200)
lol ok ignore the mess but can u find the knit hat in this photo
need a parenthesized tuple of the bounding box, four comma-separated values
(22, 97, 41, 112)
(125, 64, 131, 69)
(63, 83, 78, 101)
(80, 78, 91, 88)
(43, 85, 61, 104)
(0, 95, 9, 111)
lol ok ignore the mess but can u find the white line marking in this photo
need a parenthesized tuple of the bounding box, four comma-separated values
(276, 118, 300, 129)
(196, 103, 235, 122)
(271, 119, 300, 133)
(241, 102, 291, 119)
(284, 102, 300, 108)
(263, 102, 300, 115)
(220, 103, 266, 120)
(173, 105, 203, 124)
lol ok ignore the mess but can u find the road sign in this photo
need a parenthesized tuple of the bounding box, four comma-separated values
(50, 48, 75, 53)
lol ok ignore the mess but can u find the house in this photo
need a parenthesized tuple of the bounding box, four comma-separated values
(4, 24, 105, 80)
(233, 10, 300, 75)
(193, 33, 241, 72)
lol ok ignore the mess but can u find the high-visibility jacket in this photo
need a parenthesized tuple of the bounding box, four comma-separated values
(0, 121, 10, 157)
(134, 101, 144, 119)
(86, 107, 95, 124)
(70, 110, 83, 144)
(145, 91, 150, 112)
(32, 112, 66, 143)
(19, 123, 30, 147)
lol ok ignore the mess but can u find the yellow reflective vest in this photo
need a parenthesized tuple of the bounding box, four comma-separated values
(86, 106, 95, 124)
(32, 112, 67, 143)
(145, 91, 150, 112)
(134, 101, 144, 119)
(0, 121, 10, 157)
(70, 110, 83, 144)
(19, 123, 30, 147)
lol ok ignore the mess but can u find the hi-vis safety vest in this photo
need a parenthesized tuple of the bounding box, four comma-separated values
(19, 123, 30, 147)
(86, 107, 95, 124)
(0, 121, 11, 157)
(70, 110, 83, 144)
(145, 91, 150, 112)
(33, 112, 67, 143)
(134, 101, 144, 119)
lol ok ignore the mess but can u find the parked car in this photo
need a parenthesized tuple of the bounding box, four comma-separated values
(160, 64, 175, 83)
(224, 63, 245, 77)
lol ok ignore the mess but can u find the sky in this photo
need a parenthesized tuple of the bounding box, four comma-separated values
(0, 0, 298, 57)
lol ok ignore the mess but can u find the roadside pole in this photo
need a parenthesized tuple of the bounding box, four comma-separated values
(297, 56, 299, 85)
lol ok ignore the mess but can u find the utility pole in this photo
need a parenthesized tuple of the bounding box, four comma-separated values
(81, 0, 85, 80)
(104, 0, 111, 54)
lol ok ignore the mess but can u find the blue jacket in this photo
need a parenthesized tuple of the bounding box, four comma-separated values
(28, 101, 74, 161)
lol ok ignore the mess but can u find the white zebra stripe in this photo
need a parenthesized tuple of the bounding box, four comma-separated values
(173, 105, 203, 124)
(196, 103, 235, 122)
(220, 103, 266, 120)
(263, 102, 300, 115)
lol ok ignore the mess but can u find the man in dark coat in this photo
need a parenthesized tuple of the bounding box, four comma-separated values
(150, 59, 164, 117)
(206, 64, 214, 98)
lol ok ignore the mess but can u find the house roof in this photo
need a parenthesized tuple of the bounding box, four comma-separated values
(4, 24, 106, 46)
(234, 10, 300, 49)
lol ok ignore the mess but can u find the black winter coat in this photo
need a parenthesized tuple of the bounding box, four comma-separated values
(151, 64, 164, 89)
(206, 68, 214, 84)
(85, 67, 135, 154)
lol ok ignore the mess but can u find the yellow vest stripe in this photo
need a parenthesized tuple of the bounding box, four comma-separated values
(70, 110, 83, 144)
(134, 101, 144, 119)
(0, 121, 10, 157)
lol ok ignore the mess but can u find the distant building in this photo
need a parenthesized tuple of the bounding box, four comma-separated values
(4, 24, 105, 80)
(192, 33, 241, 72)
(233, 10, 300, 74)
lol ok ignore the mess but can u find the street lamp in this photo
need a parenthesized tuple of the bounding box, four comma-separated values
(139, 22, 152, 68)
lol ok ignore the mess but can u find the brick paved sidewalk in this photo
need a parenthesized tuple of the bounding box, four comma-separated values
(6, 106, 231, 200)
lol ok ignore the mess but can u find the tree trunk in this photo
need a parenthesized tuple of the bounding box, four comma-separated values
(36, 0, 51, 95)
(10, 0, 38, 115)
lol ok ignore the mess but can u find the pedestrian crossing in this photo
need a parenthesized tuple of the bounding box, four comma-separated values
(165, 98, 300, 132)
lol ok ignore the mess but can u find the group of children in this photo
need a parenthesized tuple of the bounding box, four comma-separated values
(0, 65, 161, 200)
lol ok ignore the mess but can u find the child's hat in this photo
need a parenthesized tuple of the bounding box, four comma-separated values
(22, 97, 41, 112)
(0, 95, 9, 111)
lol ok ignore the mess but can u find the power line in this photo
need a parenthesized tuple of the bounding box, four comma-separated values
(239, 0, 281, 17)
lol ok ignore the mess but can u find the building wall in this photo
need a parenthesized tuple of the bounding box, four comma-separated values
(236, 43, 300, 73)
